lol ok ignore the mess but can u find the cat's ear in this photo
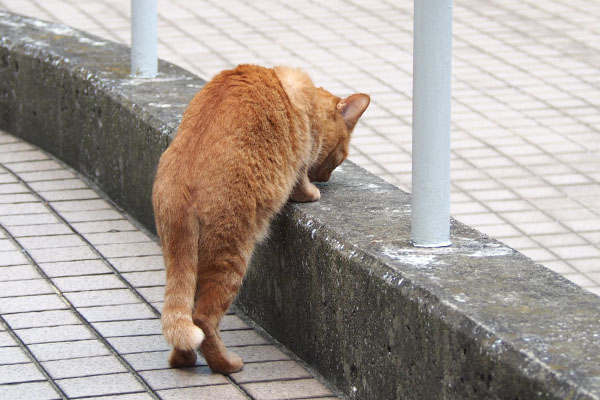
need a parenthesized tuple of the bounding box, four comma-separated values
(337, 93, 370, 131)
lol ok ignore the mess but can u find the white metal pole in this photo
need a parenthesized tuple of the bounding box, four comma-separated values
(411, 0, 453, 247)
(131, 0, 157, 78)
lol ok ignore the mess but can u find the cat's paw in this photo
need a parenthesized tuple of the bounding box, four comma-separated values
(209, 350, 244, 375)
(290, 182, 321, 202)
(169, 348, 198, 368)
(199, 333, 244, 374)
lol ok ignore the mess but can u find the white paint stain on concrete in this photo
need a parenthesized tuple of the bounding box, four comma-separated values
(78, 37, 106, 47)
(382, 247, 439, 268)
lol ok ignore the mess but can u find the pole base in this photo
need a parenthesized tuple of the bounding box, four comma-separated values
(410, 240, 452, 248)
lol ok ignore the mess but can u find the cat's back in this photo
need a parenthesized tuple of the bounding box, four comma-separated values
(154, 65, 313, 217)
(177, 65, 291, 146)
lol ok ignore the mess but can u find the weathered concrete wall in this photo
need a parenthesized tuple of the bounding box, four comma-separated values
(1, 12, 599, 400)
(243, 165, 600, 399)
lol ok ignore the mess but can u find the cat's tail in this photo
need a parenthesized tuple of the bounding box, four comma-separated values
(159, 212, 205, 351)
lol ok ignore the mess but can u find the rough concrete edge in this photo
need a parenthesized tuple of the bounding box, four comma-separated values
(1, 12, 599, 400)
(0, 11, 204, 232)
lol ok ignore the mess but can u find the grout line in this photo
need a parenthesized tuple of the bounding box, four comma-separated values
(276, 0, 595, 284)
(0, 226, 161, 399)
(302, 0, 600, 285)
(0, 158, 164, 399)
(486, 0, 600, 89)
(0, 135, 274, 398)
(445, 125, 600, 285)
(233, 307, 348, 399)
(3, 165, 164, 317)
(0, 313, 68, 399)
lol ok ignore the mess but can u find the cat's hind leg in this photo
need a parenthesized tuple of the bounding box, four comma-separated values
(192, 254, 247, 374)
(156, 211, 205, 368)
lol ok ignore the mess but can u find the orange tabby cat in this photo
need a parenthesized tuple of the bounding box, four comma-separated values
(152, 64, 369, 374)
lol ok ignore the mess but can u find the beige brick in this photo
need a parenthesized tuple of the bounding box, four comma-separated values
(60, 209, 125, 223)
(0, 183, 29, 194)
(0, 238, 17, 252)
(569, 259, 600, 273)
(0, 381, 59, 400)
(233, 345, 290, 363)
(0, 279, 54, 298)
(518, 221, 569, 236)
(18, 169, 76, 182)
(108, 255, 165, 272)
(50, 199, 112, 212)
(471, 189, 519, 201)
(553, 245, 600, 260)
(0, 213, 60, 226)
(8, 223, 72, 237)
(479, 224, 521, 238)
(15, 324, 94, 344)
(84, 231, 151, 245)
(3, 160, 62, 172)
(71, 219, 138, 234)
(42, 355, 127, 379)
(243, 378, 335, 400)
(543, 260, 576, 275)
(563, 218, 600, 232)
(502, 210, 553, 224)
(29, 245, 99, 263)
(0, 193, 38, 204)
(562, 273, 596, 288)
(39, 189, 99, 201)
(0, 202, 47, 215)
(0, 150, 48, 163)
(17, 234, 86, 249)
(140, 367, 227, 390)
(29, 178, 87, 192)
(519, 248, 557, 263)
(457, 212, 506, 227)
(231, 360, 312, 384)
(39, 259, 111, 277)
(159, 385, 248, 400)
(531, 233, 586, 248)
(96, 242, 162, 258)
(56, 373, 145, 398)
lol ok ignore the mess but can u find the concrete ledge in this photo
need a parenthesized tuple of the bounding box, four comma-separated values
(0, 11, 203, 230)
(1, 12, 599, 400)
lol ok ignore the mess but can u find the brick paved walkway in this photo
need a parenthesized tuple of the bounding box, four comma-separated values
(1, 0, 597, 296)
(0, 131, 340, 399)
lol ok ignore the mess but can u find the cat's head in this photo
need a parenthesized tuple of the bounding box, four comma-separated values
(309, 89, 370, 182)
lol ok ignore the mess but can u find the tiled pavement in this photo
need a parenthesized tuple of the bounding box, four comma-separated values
(0, 131, 341, 399)
(0, 0, 598, 295)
